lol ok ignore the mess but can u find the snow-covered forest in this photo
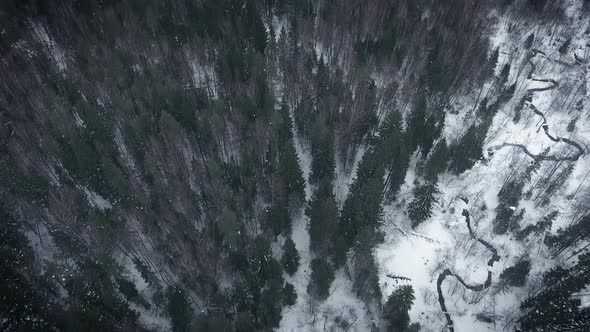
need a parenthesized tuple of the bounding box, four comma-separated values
(2, 0, 590, 331)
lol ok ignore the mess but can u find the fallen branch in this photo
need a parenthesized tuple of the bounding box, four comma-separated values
(387, 274, 412, 282)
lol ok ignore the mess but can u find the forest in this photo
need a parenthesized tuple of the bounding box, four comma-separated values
(1, 0, 590, 331)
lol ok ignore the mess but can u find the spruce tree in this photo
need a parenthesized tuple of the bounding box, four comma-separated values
(167, 286, 193, 332)
(278, 139, 306, 203)
(420, 114, 441, 158)
(277, 100, 294, 147)
(499, 63, 510, 86)
(307, 258, 335, 301)
(516, 211, 557, 241)
(424, 139, 449, 181)
(448, 123, 487, 175)
(246, 0, 268, 54)
(217, 207, 241, 248)
(281, 237, 300, 276)
(373, 110, 409, 200)
(352, 79, 379, 146)
(545, 215, 590, 250)
(408, 323, 421, 332)
(235, 312, 256, 332)
(493, 180, 524, 235)
(524, 33, 534, 49)
(276, 101, 305, 205)
(481, 47, 498, 81)
(383, 285, 416, 332)
(339, 151, 385, 262)
(352, 227, 382, 305)
(559, 37, 572, 55)
(282, 282, 297, 306)
(309, 117, 335, 183)
(425, 41, 445, 93)
(385, 141, 410, 200)
(315, 58, 330, 100)
(500, 259, 531, 287)
(307, 177, 339, 257)
(259, 287, 283, 327)
(294, 89, 314, 137)
(192, 313, 232, 332)
(407, 182, 440, 228)
(407, 93, 427, 153)
(266, 203, 291, 236)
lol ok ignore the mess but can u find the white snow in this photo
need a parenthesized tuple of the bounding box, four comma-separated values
(372, 3, 590, 330)
(191, 62, 218, 98)
(30, 21, 68, 71)
(78, 185, 113, 210)
(377, 219, 453, 317)
(25, 221, 59, 262)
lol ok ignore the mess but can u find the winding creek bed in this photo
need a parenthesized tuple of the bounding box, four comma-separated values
(436, 210, 500, 332)
(493, 50, 585, 162)
(437, 49, 587, 331)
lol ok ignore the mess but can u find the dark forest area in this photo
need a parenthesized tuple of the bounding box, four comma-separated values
(2, 0, 590, 331)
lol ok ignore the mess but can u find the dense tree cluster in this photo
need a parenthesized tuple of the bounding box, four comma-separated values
(493, 180, 525, 234)
(518, 253, 590, 331)
(499, 259, 531, 288)
(1, 0, 560, 330)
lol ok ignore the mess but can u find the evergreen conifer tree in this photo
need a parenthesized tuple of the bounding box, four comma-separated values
(281, 237, 300, 276)
(310, 117, 335, 183)
(277, 100, 294, 146)
(424, 139, 449, 181)
(266, 203, 291, 236)
(516, 211, 557, 241)
(276, 100, 305, 206)
(167, 287, 193, 332)
(493, 180, 524, 234)
(307, 258, 335, 301)
(408, 181, 440, 228)
(192, 313, 232, 332)
(481, 47, 499, 81)
(373, 110, 410, 200)
(559, 37, 572, 55)
(278, 140, 306, 203)
(352, 227, 382, 305)
(448, 123, 487, 175)
(307, 177, 338, 257)
(383, 285, 416, 332)
(499, 63, 510, 86)
(339, 151, 385, 261)
(524, 33, 534, 49)
(500, 259, 531, 287)
(282, 282, 297, 306)
(407, 93, 427, 153)
(425, 41, 445, 93)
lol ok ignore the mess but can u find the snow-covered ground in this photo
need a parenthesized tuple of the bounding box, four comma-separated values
(375, 2, 590, 330)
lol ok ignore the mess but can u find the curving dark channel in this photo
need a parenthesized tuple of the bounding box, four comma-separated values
(495, 50, 585, 161)
(493, 142, 583, 162)
(438, 49, 585, 331)
(437, 210, 500, 332)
